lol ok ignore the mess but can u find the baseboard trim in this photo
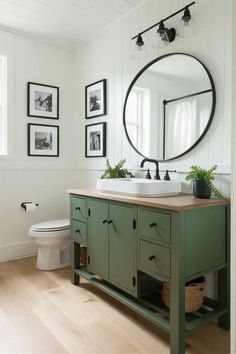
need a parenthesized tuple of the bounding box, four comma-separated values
(0, 241, 37, 262)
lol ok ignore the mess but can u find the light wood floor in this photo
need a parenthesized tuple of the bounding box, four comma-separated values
(0, 257, 229, 354)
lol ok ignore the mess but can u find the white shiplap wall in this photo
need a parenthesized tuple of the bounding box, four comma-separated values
(73, 0, 231, 197)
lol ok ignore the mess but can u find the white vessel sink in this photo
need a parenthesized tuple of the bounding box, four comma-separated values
(97, 178, 181, 197)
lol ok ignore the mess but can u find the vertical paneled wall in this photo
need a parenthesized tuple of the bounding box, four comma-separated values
(73, 0, 231, 196)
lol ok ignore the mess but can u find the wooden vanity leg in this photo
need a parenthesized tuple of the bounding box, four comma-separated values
(218, 205, 230, 330)
(170, 213, 186, 354)
(71, 241, 80, 285)
(218, 267, 230, 330)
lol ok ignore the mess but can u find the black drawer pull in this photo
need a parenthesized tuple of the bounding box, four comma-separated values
(148, 255, 156, 261)
(149, 222, 157, 228)
(102, 219, 108, 224)
(75, 229, 80, 233)
(75, 206, 81, 211)
(108, 220, 113, 224)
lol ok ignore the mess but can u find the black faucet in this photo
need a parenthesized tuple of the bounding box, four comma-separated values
(140, 158, 161, 180)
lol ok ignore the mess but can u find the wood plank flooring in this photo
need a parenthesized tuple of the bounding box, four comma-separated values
(0, 257, 230, 354)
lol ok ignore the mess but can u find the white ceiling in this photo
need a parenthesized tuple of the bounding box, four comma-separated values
(0, 0, 145, 49)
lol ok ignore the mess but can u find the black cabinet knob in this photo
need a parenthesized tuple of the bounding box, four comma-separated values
(148, 255, 156, 261)
(149, 222, 157, 228)
(75, 229, 80, 233)
(102, 219, 108, 224)
(108, 220, 113, 224)
(75, 206, 81, 211)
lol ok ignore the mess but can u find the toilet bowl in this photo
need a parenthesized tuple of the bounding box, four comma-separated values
(29, 219, 70, 271)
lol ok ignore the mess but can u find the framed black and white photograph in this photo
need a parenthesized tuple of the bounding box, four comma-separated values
(27, 82, 59, 119)
(85, 122, 106, 157)
(28, 123, 59, 157)
(85, 79, 106, 119)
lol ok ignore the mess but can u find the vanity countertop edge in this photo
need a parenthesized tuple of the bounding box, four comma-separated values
(67, 188, 229, 211)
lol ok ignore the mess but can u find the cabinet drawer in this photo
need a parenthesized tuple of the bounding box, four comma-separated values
(72, 220, 87, 245)
(139, 240, 170, 278)
(71, 197, 86, 222)
(139, 209, 170, 244)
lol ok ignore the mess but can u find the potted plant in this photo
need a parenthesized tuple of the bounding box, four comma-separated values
(185, 165, 225, 199)
(101, 159, 135, 179)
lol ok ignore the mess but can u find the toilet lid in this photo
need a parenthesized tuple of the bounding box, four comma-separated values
(31, 219, 70, 232)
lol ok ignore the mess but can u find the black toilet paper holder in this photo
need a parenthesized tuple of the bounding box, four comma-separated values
(21, 202, 39, 210)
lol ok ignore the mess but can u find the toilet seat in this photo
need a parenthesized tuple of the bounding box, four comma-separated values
(31, 219, 70, 233)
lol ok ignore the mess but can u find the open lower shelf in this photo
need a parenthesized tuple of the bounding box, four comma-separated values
(74, 268, 227, 334)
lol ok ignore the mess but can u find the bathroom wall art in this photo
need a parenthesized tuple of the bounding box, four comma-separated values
(27, 82, 59, 119)
(27, 123, 59, 157)
(85, 79, 106, 118)
(85, 122, 106, 157)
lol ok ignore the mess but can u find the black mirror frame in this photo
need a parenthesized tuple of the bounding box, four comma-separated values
(123, 52, 216, 162)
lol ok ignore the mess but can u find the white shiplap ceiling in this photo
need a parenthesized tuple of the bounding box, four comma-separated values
(0, 0, 145, 49)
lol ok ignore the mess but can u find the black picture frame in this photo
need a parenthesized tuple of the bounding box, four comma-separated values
(27, 123, 59, 157)
(85, 122, 106, 157)
(85, 79, 106, 119)
(27, 82, 59, 119)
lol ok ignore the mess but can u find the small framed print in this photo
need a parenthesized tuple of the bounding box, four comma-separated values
(28, 123, 59, 157)
(85, 79, 106, 118)
(27, 82, 59, 119)
(85, 122, 106, 157)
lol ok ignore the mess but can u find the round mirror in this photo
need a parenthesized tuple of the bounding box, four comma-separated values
(123, 53, 216, 161)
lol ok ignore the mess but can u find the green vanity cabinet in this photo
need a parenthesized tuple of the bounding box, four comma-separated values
(87, 199, 109, 279)
(80, 197, 137, 295)
(69, 190, 230, 354)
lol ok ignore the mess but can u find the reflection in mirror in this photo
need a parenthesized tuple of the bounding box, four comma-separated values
(124, 53, 215, 161)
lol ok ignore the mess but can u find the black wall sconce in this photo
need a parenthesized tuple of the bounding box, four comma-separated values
(133, 1, 195, 48)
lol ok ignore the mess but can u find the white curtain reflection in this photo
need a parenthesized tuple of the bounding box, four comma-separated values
(165, 94, 211, 159)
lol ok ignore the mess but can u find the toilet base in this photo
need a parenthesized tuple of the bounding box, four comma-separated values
(36, 245, 70, 271)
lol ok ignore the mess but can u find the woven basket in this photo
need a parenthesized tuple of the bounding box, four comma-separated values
(162, 277, 205, 313)
(80, 246, 87, 267)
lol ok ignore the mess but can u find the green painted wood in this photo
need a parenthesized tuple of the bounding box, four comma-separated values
(87, 199, 108, 279)
(74, 268, 170, 332)
(70, 193, 230, 354)
(71, 196, 86, 222)
(138, 240, 170, 278)
(71, 241, 80, 285)
(185, 206, 226, 277)
(108, 203, 136, 294)
(217, 204, 230, 330)
(139, 208, 171, 244)
(186, 307, 227, 333)
(71, 220, 87, 246)
(170, 212, 186, 354)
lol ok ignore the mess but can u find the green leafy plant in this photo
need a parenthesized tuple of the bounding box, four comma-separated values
(101, 159, 135, 179)
(185, 165, 225, 199)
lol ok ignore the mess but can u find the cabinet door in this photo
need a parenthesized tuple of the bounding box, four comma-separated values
(87, 199, 108, 279)
(109, 203, 136, 293)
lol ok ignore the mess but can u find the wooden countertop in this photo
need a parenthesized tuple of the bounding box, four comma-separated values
(67, 188, 229, 211)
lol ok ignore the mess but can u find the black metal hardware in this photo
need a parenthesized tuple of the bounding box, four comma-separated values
(131, 1, 195, 40)
(148, 255, 156, 261)
(140, 158, 160, 180)
(75, 206, 80, 211)
(149, 222, 157, 228)
(102, 219, 108, 224)
(132, 276, 136, 287)
(88, 208, 91, 217)
(88, 256, 90, 265)
(21, 202, 39, 210)
(133, 219, 136, 229)
(164, 170, 170, 181)
(75, 229, 80, 233)
(145, 169, 152, 179)
(108, 220, 113, 224)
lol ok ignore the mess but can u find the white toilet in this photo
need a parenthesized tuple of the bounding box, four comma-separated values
(29, 219, 70, 271)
